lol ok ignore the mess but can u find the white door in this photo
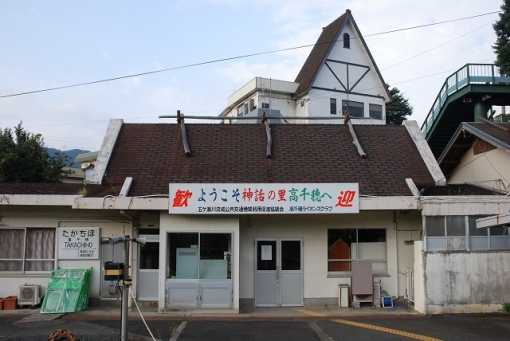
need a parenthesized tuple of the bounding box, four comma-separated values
(254, 238, 303, 307)
(137, 235, 159, 301)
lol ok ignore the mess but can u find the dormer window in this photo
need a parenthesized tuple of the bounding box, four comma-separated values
(343, 33, 350, 48)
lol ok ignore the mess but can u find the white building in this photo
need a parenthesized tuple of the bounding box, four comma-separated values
(220, 10, 391, 124)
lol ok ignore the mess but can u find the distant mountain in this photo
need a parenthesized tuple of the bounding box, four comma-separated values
(47, 148, 90, 167)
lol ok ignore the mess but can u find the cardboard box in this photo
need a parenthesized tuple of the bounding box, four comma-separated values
(3, 296, 17, 310)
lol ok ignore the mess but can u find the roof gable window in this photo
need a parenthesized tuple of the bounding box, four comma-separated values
(343, 33, 350, 48)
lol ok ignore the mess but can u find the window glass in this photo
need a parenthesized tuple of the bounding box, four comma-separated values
(281, 240, 301, 271)
(343, 33, 350, 48)
(328, 228, 386, 273)
(139, 242, 159, 270)
(469, 216, 488, 236)
(369, 104, 382, 120)
(490, 226, 509, 236)
(0, 228, 54, 272)
(257, 240, 276, 271)
(426, 216, 445, 236)
(342, 100, 364, 117)
(330, 98, 337, 115)
(446, 216, 465, 236)
(168, 233, 232, 279)
(490, 227, 509, 250)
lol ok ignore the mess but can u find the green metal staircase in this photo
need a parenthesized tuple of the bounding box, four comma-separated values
(421, 64, 510, 159)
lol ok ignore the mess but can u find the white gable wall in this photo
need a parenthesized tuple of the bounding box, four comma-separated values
(306, 21, 386, 124)
(448, 145, 510, 193)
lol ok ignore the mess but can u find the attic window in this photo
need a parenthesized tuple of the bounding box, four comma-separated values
(330, 98, 337, 115)
(343, 33, 350, 48)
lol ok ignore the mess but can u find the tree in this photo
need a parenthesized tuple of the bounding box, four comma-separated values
(385, 84, 413, 125)
(493, 0, 510, 76)
(0, 122, 69, 183)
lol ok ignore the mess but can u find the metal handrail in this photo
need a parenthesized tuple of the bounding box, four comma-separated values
(420, 64, 510, 136)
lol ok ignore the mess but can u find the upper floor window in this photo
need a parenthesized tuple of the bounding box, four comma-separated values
(369, 104, 382, 120)
(330, 98, 337, 115)
(0, 228, 55, 272)
(261, 103, 270, 109)
(342, 100, 364, 117)
(343, 33, 350, 48)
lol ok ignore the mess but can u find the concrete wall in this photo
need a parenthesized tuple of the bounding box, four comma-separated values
(0, 206, 131, 300)
(423, 251, 510, 314)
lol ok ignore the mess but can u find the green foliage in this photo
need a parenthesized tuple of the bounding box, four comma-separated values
(386, 84, 413, 125)
(502, 302, 510, 313)
(493, 0, 510, 76)
(0, 122, 70, 183)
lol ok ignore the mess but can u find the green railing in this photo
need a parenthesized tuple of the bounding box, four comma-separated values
(421, 64, 510, 136)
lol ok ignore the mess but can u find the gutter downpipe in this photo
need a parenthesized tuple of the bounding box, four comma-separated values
(120, 210, 136, 308)
(393, 211, 399, 299)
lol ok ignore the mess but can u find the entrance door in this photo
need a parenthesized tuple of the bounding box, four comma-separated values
(137, 235, 159, 301)
(254, 238, 303, 307)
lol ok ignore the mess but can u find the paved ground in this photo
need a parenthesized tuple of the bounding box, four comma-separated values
(1, 304, 509, 341)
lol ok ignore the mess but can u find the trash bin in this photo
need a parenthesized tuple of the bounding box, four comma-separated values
(338, 284, 349, 307)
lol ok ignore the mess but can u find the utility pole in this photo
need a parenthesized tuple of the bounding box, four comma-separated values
(108, 235, 146, 341)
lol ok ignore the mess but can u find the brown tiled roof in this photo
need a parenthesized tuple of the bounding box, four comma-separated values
(466, 122, 510, 147)
(0, 182, 119, 197)
(293, 11, 350, 97)
(420, 184, 500, 196)
(102, 123, 435, 197)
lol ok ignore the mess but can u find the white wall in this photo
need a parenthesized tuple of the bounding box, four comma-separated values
(238, 210, 421, 303)
(0, 206, 130, 299)
(448, 146, 510, 193)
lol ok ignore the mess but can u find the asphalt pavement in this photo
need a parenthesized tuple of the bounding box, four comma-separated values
(1, 304, 509, 341)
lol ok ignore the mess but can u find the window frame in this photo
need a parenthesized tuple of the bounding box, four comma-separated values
(330, 98, 337, 115)
(425, 215, 510, 251)
(369, 103, 383, 120)
(327, 228, 388, 277)
(0, 227, 56, 273)
(343, 33, 350, 48)
(342, 100, 364, 118)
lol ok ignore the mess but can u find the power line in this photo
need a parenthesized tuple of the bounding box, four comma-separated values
(0, 10, 500, 100)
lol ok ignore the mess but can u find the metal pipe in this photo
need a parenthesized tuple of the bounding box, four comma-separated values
(121, 235, 130, 341)
(159, 115, 352, 120)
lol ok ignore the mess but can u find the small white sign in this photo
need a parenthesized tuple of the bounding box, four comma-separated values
(169, 183, 359, 214)
(261, 245, 272, 261)
(58, 227, 100, 259)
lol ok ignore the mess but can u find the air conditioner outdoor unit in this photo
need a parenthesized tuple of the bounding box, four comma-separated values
(18, 284, 42, 307)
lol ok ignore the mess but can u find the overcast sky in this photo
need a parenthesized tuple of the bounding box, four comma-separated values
(0, 0, 504, 152)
